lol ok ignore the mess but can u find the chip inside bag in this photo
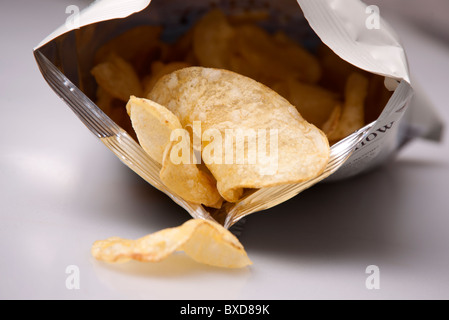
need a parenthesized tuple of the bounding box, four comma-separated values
(145, 67, 331, 205)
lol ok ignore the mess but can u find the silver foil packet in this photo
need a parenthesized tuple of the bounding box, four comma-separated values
(34, 0, 442, 228)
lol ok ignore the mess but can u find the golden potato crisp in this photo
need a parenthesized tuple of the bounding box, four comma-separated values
(193, 9, 235, 69)
(160, 131, 224, 208)
(327, 73, 369, 142)
(143, 61, 191, 96)
(148, 67, 330, 203)
(126, 96, 182, 164)
(321, 105, 342, 138)
(271, 79, 341, 128)
(231, 26, 322, 86)
(91, 53, 143, 102)
(127, 96, 223, 207)
(91, 218, 252, 268)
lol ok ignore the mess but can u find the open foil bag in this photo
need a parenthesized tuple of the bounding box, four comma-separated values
(34, 0, 442, 229)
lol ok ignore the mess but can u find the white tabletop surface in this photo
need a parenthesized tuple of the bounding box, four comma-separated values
(1, 0, 448, 300)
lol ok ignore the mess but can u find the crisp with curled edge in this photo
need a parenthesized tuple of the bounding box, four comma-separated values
(148, 67, 331, 204)
(126, 67, 331, 208)
(126, 96, 182, 164)
(91, 219, 252, 268)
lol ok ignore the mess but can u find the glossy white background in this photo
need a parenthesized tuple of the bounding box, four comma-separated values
(1, 0, 448, 300)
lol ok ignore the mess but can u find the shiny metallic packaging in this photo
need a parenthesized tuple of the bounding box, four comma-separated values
(34, 0, 442, 228)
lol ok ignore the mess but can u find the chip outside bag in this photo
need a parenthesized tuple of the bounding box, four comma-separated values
(91, 218, 252, 269)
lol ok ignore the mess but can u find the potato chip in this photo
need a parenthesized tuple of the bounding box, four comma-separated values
(173, 9, 321, 88)
(321, 105, 342, 138)
(271, 32, 322, 84)
(230, 25, 322, 86)
(271, 79, 341, 128)
(127, 96, 223, 207)
(143, 61, 191, 96)
(229, 25, 279, 84)
(91, 53, 143, 102)
(126, 96, 182, 164)
(193, 9, 235, 69)
(326, 73, 369, 142)
(160, 129, 223, 208)
(148, 67, 330, 203)
(91, 218, 252, 268)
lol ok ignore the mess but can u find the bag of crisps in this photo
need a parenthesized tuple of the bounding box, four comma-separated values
(34, 0, 443, 267)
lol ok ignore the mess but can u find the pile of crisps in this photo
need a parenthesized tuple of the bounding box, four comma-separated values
(90, 9, 391, 268)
